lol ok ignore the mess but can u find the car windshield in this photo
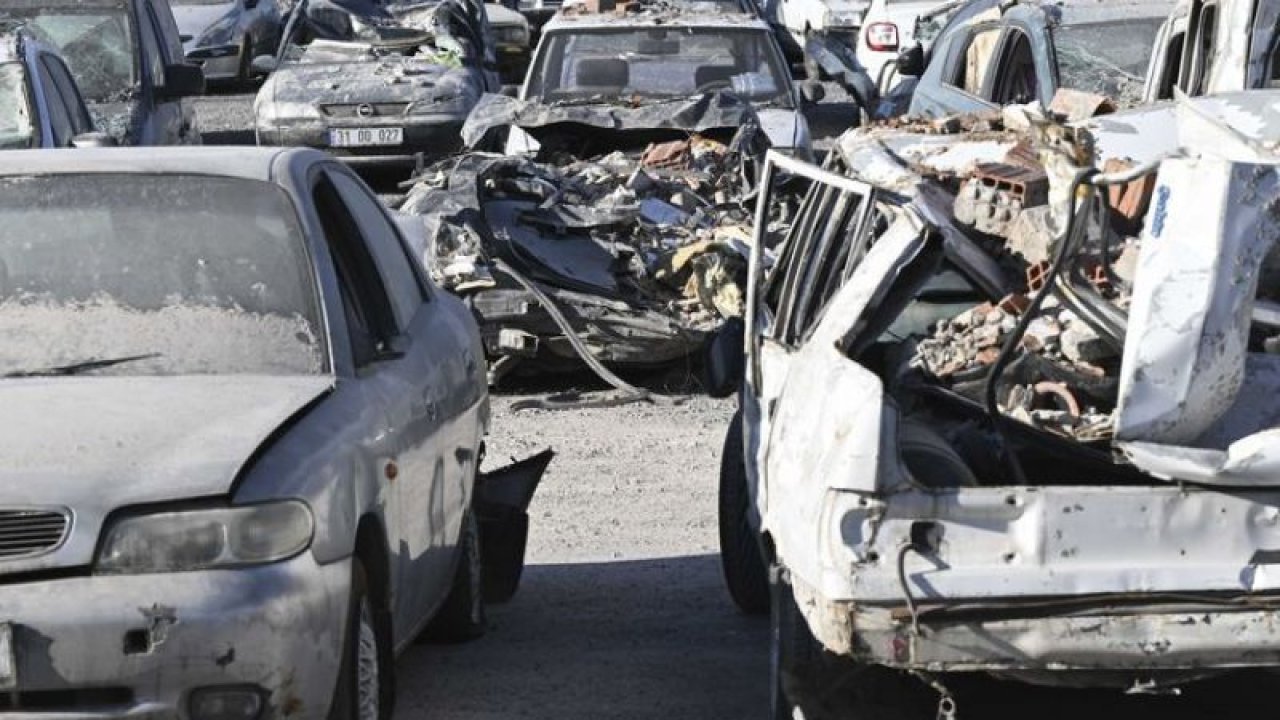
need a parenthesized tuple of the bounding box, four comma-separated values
(0, 174, 328, 377)
(1053, 17, 1164, 107)
(0, 62, 33, 149)
(529, 27, 792, 106)
(0, 4, 137, 103)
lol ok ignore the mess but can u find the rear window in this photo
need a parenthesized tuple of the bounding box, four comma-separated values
(0, 62, 33, 149)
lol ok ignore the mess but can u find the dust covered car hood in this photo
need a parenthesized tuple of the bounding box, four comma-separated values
(0, 375, 333, 508)
(257, 40, 480, 111)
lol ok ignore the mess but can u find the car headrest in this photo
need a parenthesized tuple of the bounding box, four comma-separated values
(694, 65, 737, 89)
(573, 57, 629, 88)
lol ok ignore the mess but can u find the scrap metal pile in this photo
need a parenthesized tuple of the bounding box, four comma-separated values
(837, 89, 1280, 480)
(399, 101, 778, 386)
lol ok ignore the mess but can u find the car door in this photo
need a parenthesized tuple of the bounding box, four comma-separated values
(138, 0, 199, 144)
(743, 154, 878, 526)
(319, 165, 477, 639)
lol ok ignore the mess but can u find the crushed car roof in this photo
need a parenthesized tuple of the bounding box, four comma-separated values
(0, 147, 323, 181)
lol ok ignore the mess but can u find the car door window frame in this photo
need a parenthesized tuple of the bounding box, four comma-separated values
(990, 26, 1038, 105)
(41, 54, 94, 135)
(309, 168, 404, 369)
(945, 23, 1006, 100)
(322, 167, 429, 330)
(36, 55, 75, 146)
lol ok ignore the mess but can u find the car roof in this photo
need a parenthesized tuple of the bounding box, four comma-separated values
(543, 8, 769, 32)
(0, 147, 326, 182)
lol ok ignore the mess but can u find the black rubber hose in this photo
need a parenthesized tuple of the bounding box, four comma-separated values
(982, 168, 1100, 485)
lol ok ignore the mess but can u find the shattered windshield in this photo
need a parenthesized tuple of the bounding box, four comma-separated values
(1053, 18, 1163, 108)
(0, 63, 33, 149)
(529, 27, 792, 106)
(0, 175, 328, 377)
(279, 0, 460, 58)
(0, 5, 137, 103)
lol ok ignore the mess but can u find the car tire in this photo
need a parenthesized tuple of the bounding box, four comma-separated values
(330, 558, 393, 720)
(718, 409, 771, 615)
(421, 511, 487, 643)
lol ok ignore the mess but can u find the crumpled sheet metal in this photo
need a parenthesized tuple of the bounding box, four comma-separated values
(460, 90, 763, 148)
(1114, 154, 1280, 484)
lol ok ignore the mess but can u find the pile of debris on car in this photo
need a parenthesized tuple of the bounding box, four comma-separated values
(398, 91, 788, 389)
(833, 87, 1280, 477)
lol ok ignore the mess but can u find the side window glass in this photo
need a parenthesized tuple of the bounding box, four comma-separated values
(1158, 31, 1186, 98)
(140, 2, 167, 88)
(325, 170, 426, 329)
(992, 30, 1036, 104)
(312, 176, 400, 367)
(950, 27, 1003, 96)
(44, 57, 93, 134)
(1190, 4, 1218, 95)
(37, 57, 74, 146)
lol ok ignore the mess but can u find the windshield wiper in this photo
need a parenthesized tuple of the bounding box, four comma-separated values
(3, 353, 163, 379)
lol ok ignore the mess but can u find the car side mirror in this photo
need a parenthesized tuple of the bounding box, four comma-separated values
(702, 317, 745, 398)
(251, 55, 279, 74)
(70, 131, 117, 148)
(896, 44, 925, 77)
(159, 63, 205, 99)
(800, 80, 825, 104)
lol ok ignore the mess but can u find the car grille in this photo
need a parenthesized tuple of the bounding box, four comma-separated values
(0, 510, 69, 559)
(321, 103, 411, 118)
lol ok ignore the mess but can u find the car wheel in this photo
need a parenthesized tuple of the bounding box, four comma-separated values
(330, 558, 392, 720)
(421, 511, 487, 643)
(718, 409, 771, 615)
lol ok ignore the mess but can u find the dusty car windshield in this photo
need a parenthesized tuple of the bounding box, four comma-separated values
(529, 27, 792, 106)
(0, 174, 328, 377)
(0, 63, 33, 149)
(1053, 18, 1163, 107)
(1, 6, 137, 103)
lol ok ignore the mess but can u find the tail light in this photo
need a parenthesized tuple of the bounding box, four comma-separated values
(866, 22, 899, 52)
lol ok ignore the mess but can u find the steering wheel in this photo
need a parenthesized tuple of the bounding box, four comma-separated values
(695, 79, 733, 94)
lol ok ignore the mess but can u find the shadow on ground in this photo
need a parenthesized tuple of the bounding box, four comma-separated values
(394, 555, 769, 720)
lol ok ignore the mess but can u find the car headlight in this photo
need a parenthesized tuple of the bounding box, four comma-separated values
(196, 12, 240, 49)
(408, 94, 470, 115)
(255, 99, 319, 124)
(97, 501, 314, 574)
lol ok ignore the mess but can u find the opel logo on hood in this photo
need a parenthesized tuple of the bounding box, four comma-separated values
(356, 103, 376, 118)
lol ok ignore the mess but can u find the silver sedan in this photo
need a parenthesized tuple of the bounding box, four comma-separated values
(0, 147, 544, 718)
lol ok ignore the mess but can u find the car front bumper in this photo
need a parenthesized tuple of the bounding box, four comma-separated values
(0, 552, 350, 718)
(257, 115, 466, 166)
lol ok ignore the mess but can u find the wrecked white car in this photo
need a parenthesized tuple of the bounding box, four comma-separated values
(711, 90, 1280, 716)
(253, 0, 498, 166)
(0, 147, 547, 717)
(1145, 0, 1280, 101)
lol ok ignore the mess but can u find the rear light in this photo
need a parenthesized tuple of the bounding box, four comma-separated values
(866, 22, 899, 52)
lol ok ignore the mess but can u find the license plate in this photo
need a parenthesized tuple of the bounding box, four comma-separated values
(0, 624, 15, 690)
(328, 127, 404, 148)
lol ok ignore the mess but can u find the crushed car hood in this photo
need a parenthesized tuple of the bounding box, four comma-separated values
(461, 91, 765, 148)
(0, 375, 333, 507)
(262, 56, 476, 106)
